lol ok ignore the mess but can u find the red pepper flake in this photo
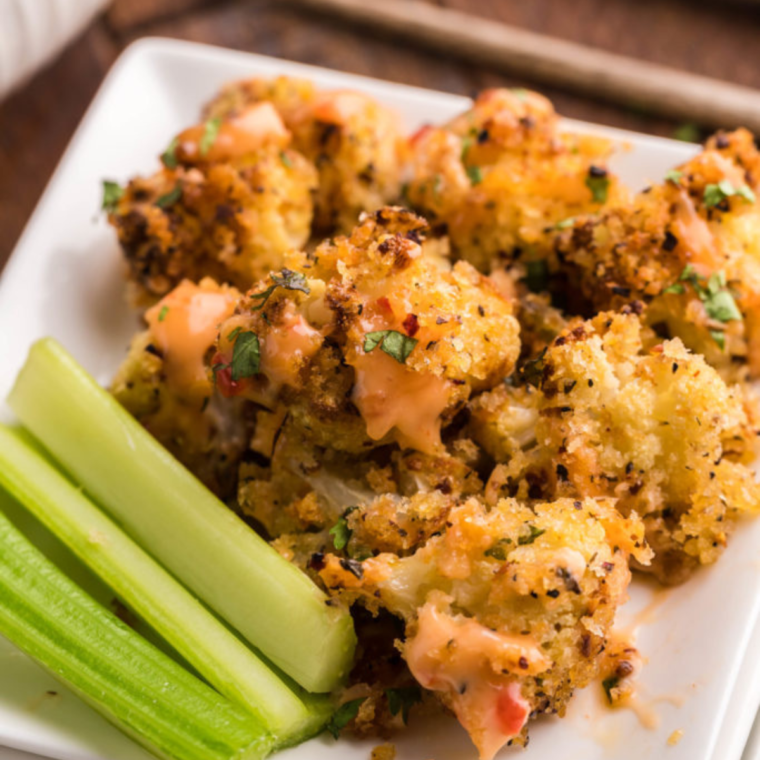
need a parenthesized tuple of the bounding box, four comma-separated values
(403, 313, 420, 337)
(375, 296, 394, 316)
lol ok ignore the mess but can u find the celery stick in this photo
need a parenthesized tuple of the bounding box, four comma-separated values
(8, 338, 356, 693)
(0, 507, 272, 760)
(0, 425, 328, 742)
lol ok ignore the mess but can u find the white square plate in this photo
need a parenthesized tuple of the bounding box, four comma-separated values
(1, 37, 759, 760)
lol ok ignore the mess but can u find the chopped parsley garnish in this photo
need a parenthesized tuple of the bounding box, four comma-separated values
(484, 538, 513, 561)
(466, 165, 483, 185)
(525, 259, 549, 293)
(602, 676, 620, 704)
(101, 181, 123, 213)
(386, 686, 422, 724)
(250, 269, 310, 311)
(460, 128, 477, 162)
(710, 330, 726, 350)
(230, 331, 261, 381)
(363, 330, 418, 364)
(511, 88, 528, 101)
(157, 306, 169, 323)
(555, 216, 575, 230)
(155, 184, 182, 209)
(227, 326, 242, 341)
(325, 697, 366, 739)
(161, 137, 179, 169)
(663, 266, 741, 348)
(664, 169, 683, 184)
(703, 180, 756, 208)
(585, 172, 609, 203)
(672, 123, 700, 143)
(280, 151, 293, 168)
(199, 117, 222, 157)
(518, 347, 547, 388)
(329, 514, 353, 551)
(518, 524, 546, 546)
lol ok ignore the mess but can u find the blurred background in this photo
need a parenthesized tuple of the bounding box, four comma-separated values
(1, 0, 759, 268)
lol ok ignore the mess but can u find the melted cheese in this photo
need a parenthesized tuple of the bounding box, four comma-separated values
(405, 602, 548, 760)
(177, 102, 290, 163)
(146, 280, 237, 401)
(673, 189, 722, 270)
(261, 305, 323, 390)
(351, 350, 450, 454)
(309, 90, 371, 125)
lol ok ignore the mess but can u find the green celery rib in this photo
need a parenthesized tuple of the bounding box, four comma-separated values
(0, 425, 328, 742)
(0, 507, 272, 760)
(8, 338, 356, 693)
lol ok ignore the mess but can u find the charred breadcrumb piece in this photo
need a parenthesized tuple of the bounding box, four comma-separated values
(110, 278, 255, 498)
(109, 103, 317, 302)
(553, 128, 760, 380)
(205, 76, 407, 233)
(317, 495, 650, 760)
(406, 88, 626, 273)
(213, 207, 521, 456)
(470, 311, 760, 584)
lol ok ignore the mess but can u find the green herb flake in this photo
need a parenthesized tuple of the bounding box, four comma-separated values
(466, 165, 483, 185)
(227, 326, 242, 341)
(101, 181, 123, 213)
(664, 169, 683, 184)
(668, 265, 742, 329)
(280, 151, 293, 168)
(519, 347, 547, 388)
(484, 538, 513, 561)
(518, 524, 546, 546)
(662, 283, 686, 295)
(158, 306, 169, 323)
(363, 330, 418, 364)
(585, 174, 609, 203)
(155, 185, 182, 209)
(199, 117, 222, 157)
(710, 330, 726, 350)
(525, 259, 549, 293)
(329, 517, 352, 551)
(250, 269, 311, 311)
(555, 217, 575, 230)
(460, 130, 476, 162)
(325, 698, 366, 739)
(602, 676, 620, 704)
(511, 88, 528, 101)
(672, 123, 700, 143)
(704, 180, 756, 208)
(230, 331, 261, 381)
(161, 137, 179, 169)
(386, 686, 422, 724)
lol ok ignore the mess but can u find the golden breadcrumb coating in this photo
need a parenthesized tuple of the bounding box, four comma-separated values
(317, 495, 650, 759)
(406, 88, 626, 272)
(110, 278, 255, 497)
(109, 103, 317, 301)
(213, 207, 520, 455)
(470, 311, 760, 584)
(553, 128, 760, 379)
(205, 76, 407, 232)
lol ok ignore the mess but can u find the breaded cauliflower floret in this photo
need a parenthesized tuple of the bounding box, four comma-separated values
(111, 278, 255, 497)
(205, 77, 406, 232)
(317, 496, 650, 759)
(554, 129, 760, 380)
(406, 88, 626, 273)
(213, 208, 521, 455)
(470, 311, 760, 584)
(109, 102, 317, 301)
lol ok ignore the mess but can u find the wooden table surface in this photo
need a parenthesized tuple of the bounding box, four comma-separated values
(1, 0, 759, 269)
